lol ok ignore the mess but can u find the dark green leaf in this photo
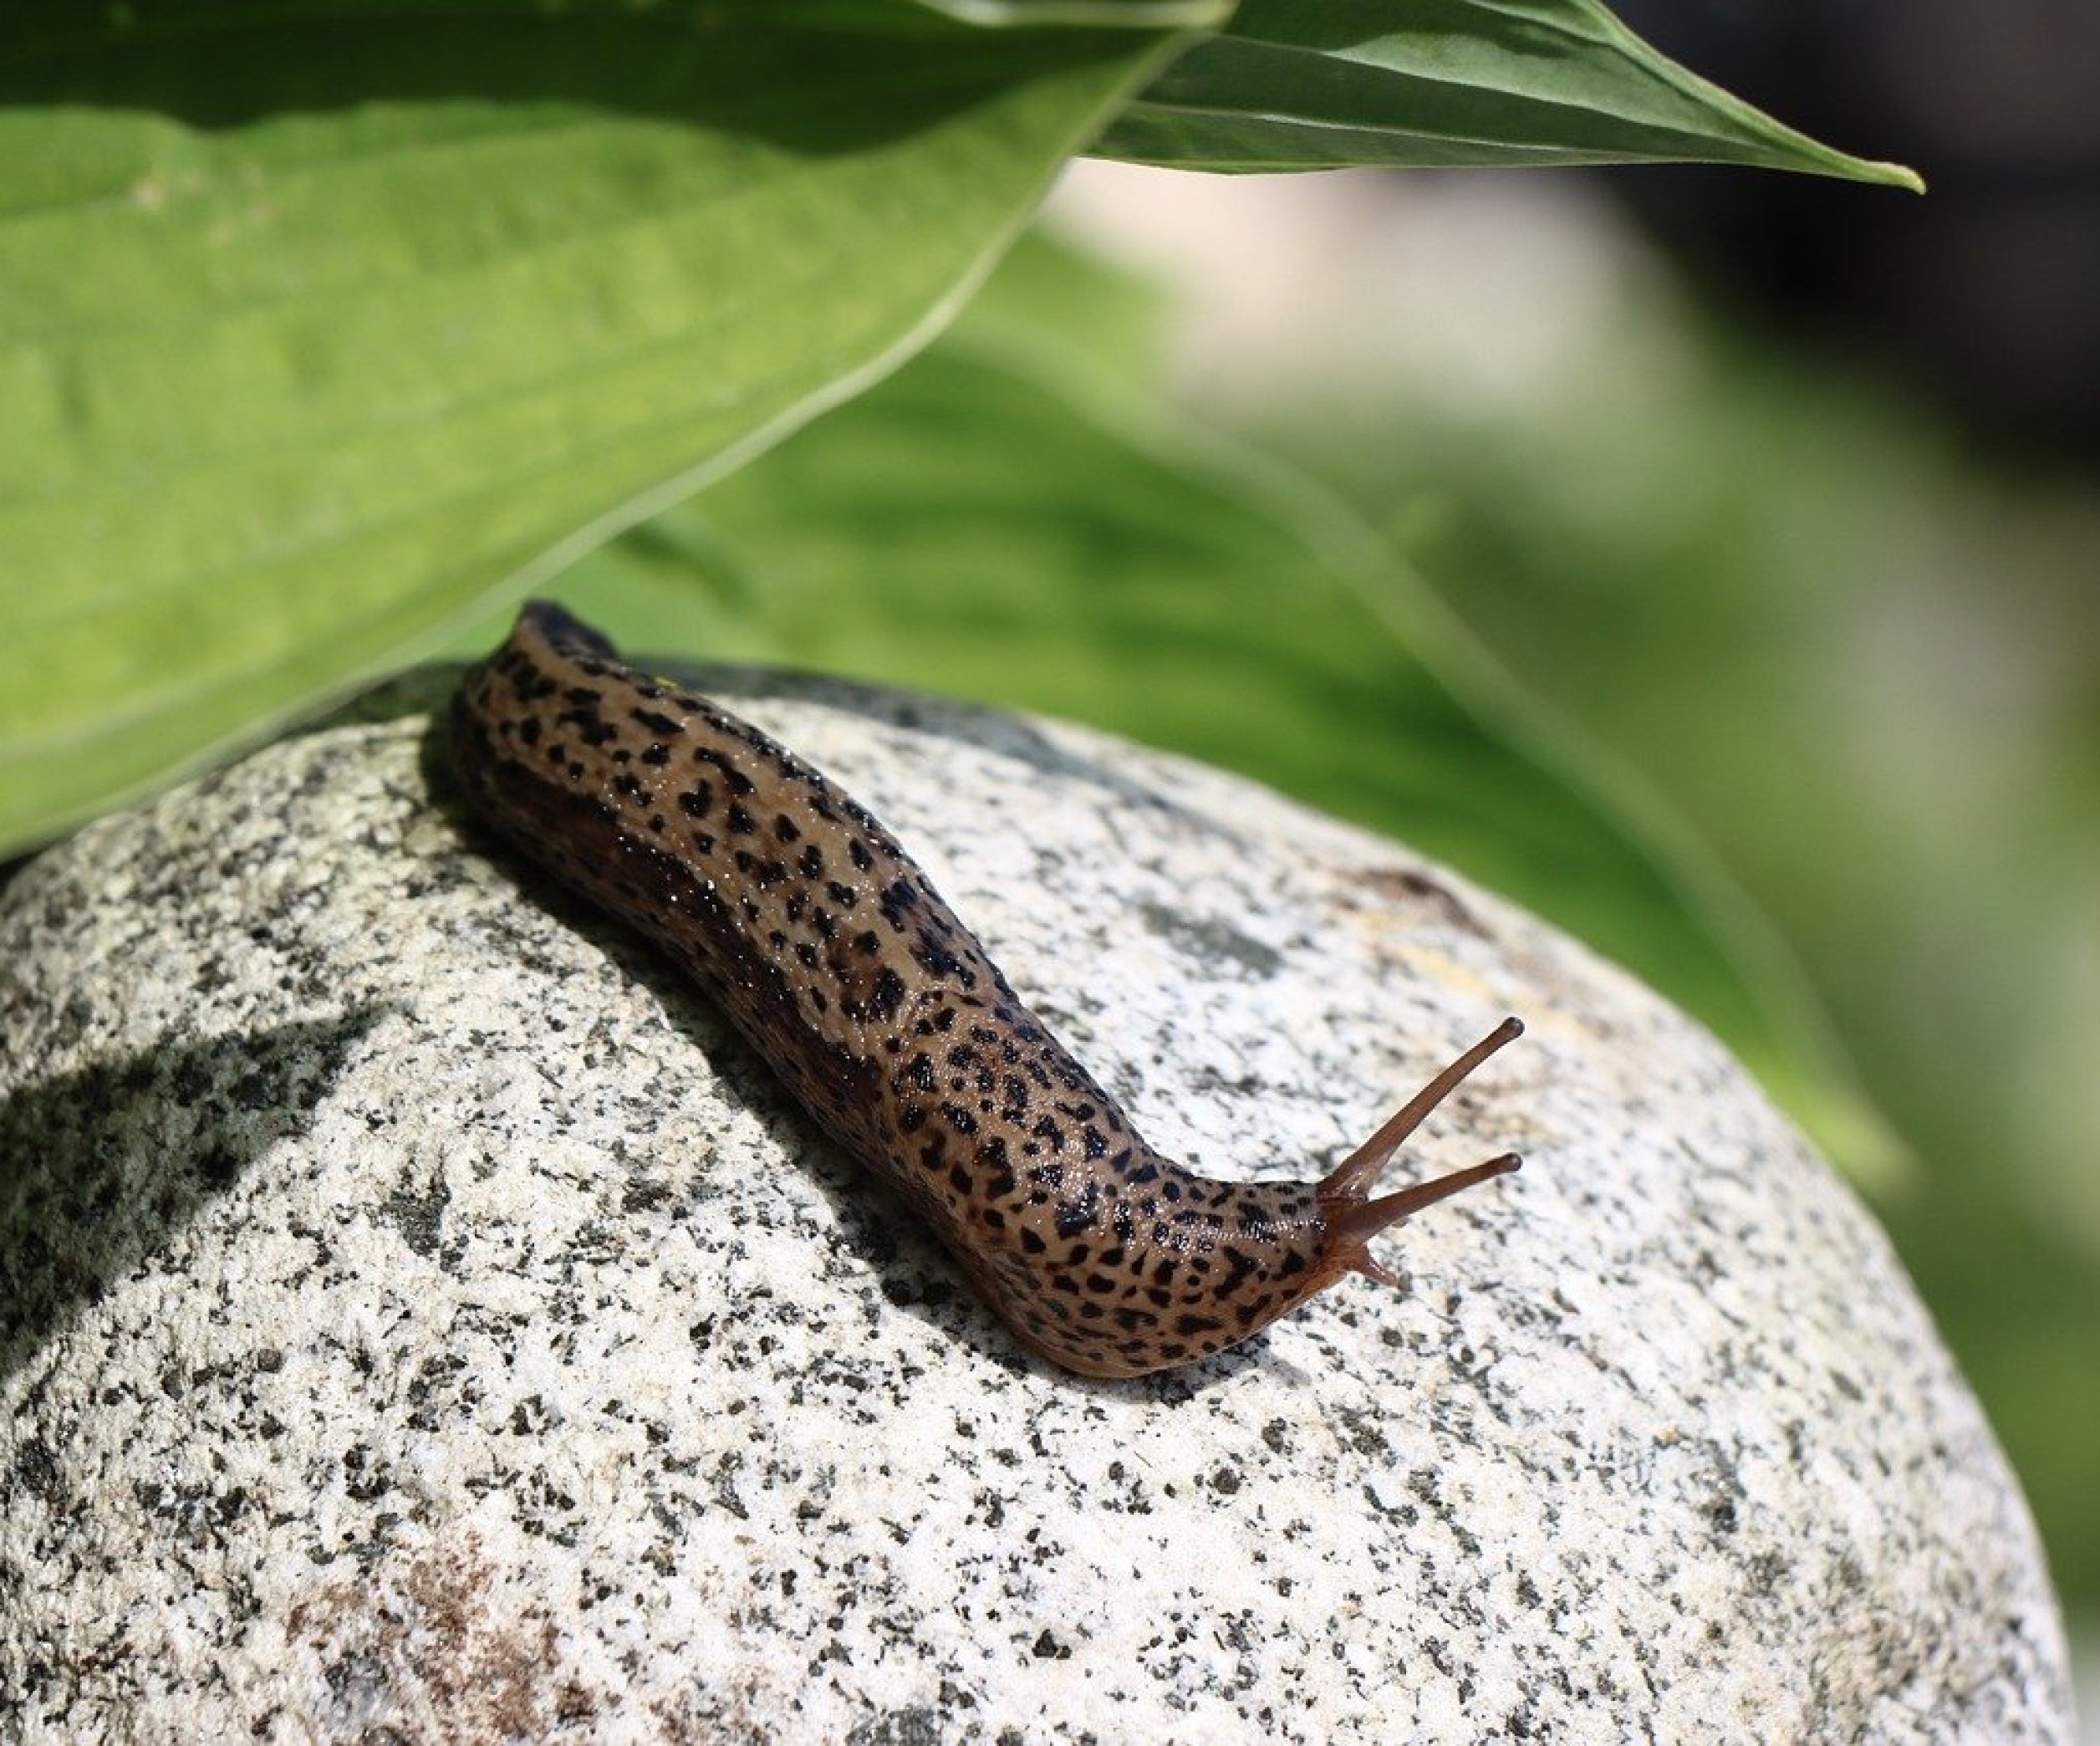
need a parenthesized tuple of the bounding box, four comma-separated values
(906, 0, 1226, 24)
(1097, 0, 1922, 186)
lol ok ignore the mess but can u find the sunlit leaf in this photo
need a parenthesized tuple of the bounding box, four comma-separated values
(0, 7, 1173, 854)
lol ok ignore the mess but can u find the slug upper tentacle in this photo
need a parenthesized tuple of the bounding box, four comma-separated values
(451, 601, 1523, 1379)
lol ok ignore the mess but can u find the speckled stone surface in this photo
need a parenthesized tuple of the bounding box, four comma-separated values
(0, 666, 2072, 1742)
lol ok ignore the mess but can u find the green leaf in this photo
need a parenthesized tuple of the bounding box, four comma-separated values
(1096, 0, 1923, 186)
(906, 0, 1228, 25)
(510, 315, 1902, 1186)
(0, 7, 1175, 856)
(0, 0, 1211, 52)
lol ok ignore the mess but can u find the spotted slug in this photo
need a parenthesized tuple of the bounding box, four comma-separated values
(451, 602, 1523, 1379)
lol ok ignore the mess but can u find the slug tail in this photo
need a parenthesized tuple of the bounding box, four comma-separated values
(1317, 1016, 1525, 1285)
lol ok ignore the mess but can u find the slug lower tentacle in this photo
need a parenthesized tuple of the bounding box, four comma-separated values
(451, 601, 1523, 1379)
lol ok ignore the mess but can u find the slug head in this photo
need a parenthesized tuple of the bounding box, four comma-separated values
(995, 1017, 1526, 1379)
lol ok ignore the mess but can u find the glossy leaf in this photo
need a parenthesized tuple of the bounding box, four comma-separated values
(1097, 0, 1923, 186)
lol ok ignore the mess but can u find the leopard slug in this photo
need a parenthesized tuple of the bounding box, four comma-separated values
(451, 602, 1523, 1379)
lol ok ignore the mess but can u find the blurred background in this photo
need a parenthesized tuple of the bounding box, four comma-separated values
(1044, 0, 2099, 1722)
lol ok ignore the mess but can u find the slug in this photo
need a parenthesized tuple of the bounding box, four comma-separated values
(451, 602, 1523, 1379)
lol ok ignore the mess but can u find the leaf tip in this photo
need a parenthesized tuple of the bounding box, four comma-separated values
(1848, 156, 1927, 196)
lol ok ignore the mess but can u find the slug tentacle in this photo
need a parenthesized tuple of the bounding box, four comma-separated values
(451, 601, 1526, 1379)
(1325, 1154, 1525, 1290)
(1316, 1017, 1526, 1288)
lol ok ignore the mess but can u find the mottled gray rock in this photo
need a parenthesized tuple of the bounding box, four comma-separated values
(0, 666, 2072, 1742)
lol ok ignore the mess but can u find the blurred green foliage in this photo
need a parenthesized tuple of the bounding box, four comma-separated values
(442, 232, 1902, 1192)
(1249, 257, 2100, 1611)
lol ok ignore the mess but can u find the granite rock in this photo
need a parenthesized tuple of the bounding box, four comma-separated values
(0, 666, 2072, 1742)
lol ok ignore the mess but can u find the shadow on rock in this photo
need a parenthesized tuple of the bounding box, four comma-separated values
(0, 1008, 390, 1382)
